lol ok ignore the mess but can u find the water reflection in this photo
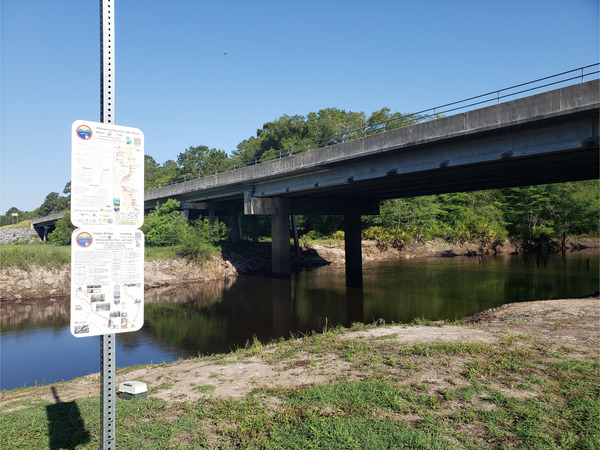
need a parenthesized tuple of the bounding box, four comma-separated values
(1, 250, 598, 390)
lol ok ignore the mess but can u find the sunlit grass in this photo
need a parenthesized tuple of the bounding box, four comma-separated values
(1, 322, 599, 448)
(0, 243, 215, 268)
(0, 220, 32, 229)
(0, 243, 70, 269)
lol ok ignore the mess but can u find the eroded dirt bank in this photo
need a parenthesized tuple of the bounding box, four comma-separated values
(1, 237, 597, 300)
(1, 296, 598, 409)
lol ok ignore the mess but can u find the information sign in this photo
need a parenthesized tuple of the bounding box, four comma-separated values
(71, 228, 144, 337)
(71, 120, 144, 228)
(70, 119, 145, 338)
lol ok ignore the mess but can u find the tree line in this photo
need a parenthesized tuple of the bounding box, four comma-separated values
(145, 107, 425, 189)
(2, 106, 598, 248)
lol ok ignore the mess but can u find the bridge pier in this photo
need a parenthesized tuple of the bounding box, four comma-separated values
(245, 194, 379, 284)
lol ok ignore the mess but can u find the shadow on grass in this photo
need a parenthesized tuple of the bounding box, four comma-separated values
(46, 387, 90, 450)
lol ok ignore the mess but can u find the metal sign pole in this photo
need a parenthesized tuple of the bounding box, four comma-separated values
(100, 1, 116, 448)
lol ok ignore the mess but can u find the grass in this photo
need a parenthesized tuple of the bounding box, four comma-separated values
(0, 243, 212, 269)
(0, 243, 70, 269)
(2, 321, 598, 449)
(0, 220, 32, 229)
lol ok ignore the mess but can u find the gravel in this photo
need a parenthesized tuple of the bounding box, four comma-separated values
(0, 228, 40, 245)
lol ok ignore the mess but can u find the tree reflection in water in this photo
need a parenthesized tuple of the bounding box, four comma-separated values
(1, 250, 597, 390)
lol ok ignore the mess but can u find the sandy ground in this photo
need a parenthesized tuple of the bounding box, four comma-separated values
(1, 296, 598, 412)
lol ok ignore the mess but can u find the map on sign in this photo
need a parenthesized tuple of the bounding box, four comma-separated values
(71, 120, 144, 228)
(71, 228, 145, 337)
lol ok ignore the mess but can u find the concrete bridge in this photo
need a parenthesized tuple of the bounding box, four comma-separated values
(31, 211, 67, 242)
(145, 80, 599, 284)
(32, 79, 599, 285)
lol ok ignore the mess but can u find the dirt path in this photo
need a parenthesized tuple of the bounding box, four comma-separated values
(2, 296, 597, 412)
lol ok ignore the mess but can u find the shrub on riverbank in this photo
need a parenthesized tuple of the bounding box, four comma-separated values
(176, 222, 226, 261)
(141, 200, 228, 261)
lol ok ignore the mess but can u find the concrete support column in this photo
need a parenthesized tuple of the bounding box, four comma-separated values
(271, 213, 291, 277)
(344, 213, 363, 287)
(208, 209, 215, 227)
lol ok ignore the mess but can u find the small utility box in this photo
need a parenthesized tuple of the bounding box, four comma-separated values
(118, 381, 147, 400)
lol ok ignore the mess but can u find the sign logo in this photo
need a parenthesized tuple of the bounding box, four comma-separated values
(76, 232, 93, 247)
(76, 125, 93, 140)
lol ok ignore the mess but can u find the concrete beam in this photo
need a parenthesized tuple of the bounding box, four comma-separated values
(244, 193, 379, 215)
(182, 201, 241, 211)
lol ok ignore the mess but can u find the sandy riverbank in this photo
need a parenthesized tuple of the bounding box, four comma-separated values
(1, 295, 598, 407)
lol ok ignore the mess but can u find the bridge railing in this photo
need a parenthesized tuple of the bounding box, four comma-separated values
(154, 63, 599, 189)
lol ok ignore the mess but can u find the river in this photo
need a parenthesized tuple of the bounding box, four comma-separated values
(1, 250, 598, 391)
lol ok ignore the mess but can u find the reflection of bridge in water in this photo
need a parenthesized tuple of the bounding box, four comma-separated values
(32, 74, 600, 286)
(141, 274, 365, 355)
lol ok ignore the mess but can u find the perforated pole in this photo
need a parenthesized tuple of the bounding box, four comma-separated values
(101, 0, 115, 125)
(101, 333, 116, 449)
(100, 1, 116, 448)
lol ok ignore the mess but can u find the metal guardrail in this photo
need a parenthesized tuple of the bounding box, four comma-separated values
(153, 63, 599, 189)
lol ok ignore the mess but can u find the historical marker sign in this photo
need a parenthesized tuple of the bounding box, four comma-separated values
(71, 120, 144, 228)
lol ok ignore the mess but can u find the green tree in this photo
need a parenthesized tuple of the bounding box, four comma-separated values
(1, 207, 26, 227)
(203, 148, 231, 175)
(145, 156, 180, 189)
(502, 186, 554, 237)
(372, 196, 445, 239)
(177, 145, 209, 178)
(141, 199, 189, 246)
(38, 191, 69, 216)
(543, 181, 599, 250)
(177, 146, 231, 178)
(48, 211, 74, 245)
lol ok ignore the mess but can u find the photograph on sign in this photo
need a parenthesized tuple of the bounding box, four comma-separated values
(70, 228, 144, 337)
(71, 120, 144, 228)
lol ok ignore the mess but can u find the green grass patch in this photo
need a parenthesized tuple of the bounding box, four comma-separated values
(0, 220, 31, 229)
(1, 324, 599, 448)
(195, 384, 216, 394)
(144, 245, 181, 261)
(0, 244, 70, 269)
(0, 242, 218, 269)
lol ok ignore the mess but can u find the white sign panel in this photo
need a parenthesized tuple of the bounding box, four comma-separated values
(71, 120, 144, 228)
(71, 228, 145, 337)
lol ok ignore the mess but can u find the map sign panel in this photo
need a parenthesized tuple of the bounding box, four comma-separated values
(71, 120, 144, 228)
(71, 228, 144, 337)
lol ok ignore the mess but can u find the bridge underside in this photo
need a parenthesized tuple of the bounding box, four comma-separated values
(261, 145, 599, 204)
(152, 81, 600, 283)
(190, 142, 598, 285)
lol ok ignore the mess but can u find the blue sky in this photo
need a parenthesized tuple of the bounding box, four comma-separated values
(1, 0, 598, 213)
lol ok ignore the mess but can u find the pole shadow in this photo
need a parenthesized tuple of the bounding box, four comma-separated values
(45, 387, 90, 450)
